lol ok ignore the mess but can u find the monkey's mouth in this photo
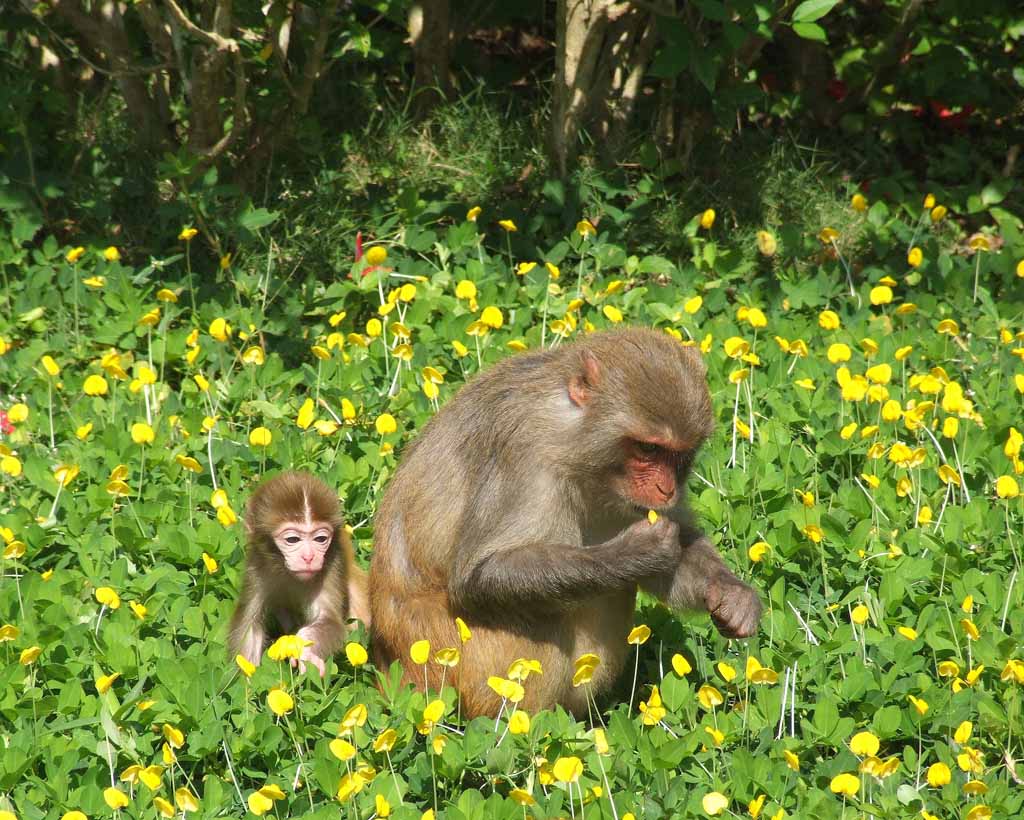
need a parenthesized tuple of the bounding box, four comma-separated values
(292, 569, 319, 581)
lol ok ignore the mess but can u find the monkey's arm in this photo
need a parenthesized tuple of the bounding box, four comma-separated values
(227, 569, 267, 666)
(450, 518, 680, 613)
(639, 527, 762, 638)
(295, 567, 348, 676)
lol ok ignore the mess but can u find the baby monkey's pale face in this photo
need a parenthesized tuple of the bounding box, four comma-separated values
(273, 522, 333, 579)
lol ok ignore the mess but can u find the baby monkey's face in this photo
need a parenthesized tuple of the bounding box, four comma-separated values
(273, 522, 333, 579)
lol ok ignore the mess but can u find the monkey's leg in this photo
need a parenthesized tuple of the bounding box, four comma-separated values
(640, 530, 762, 638)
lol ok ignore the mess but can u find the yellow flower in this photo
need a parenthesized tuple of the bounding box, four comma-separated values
(870, 285, 893, 305)
(0, 624, 19, 642)
(802, 524, 823, 544)
(819, 227, 839, 243)
(498, 219, 517, 232)
(455, 617, 472, 643)
(829, 773, 859, 796)
(818, 310, 840, 330)
(156, 288, 178, 303)
(330, 738, 356, 760)
(423, 699, 446, 723)
(267, 687, 294, 716)
(375, 413, 397, 436)
(996, 475, 1020, 499)
(8, 403, 28, 423)
(926, 762, 951, 786)
(178, 227, 199, 241)
(480, 306, 504, 328)
(66, 246, 86, 263)
(373, 728, 398, 753)
(176, 455, 202, 473)
(907, 247, 923, 267)
(756, 231, 777, 256)
(455, 280, 477, 301)
(955, 720, 973, 743)
(552, 756, 583, 784)
(745, 656, 778, 684)
(717, 661, 737, 682)
(851, 193, 868, 212)
(235, 654, 256, 677)
(153, 797, 174, 818)
(96, 587, 121, 609)
(683, 295, 703, 314)
(467, 206, 482, 222)
(748, 793, 766, 819)
(104, 787, 130, 809)
(851, 604, 869, 625)
(783, 749, 800, 771)
(19, 646, 42, 665)
(83, 275, 105, 288)
(509, 789, 535, 807)
(200, 552, 218, 574)
(516, 261, 537, 276)
(748, 541, 771, 562)
(849, 731, 879, 757)
(827, 343, 851, 364)
(698, 684, 723, 709)
(938, 660, 960, 678)
(577, 219, 597, 237)
(249, 427, 272, 448)
(627, 624, 651, 645)
(96, 671, 121, 694)
(930, 204, 947, 222)
(1, 456, 22, 477)
(545, 261, 560, 280)
(267, 634, 312, 662)
(409, 639, 431, 665)
(699, 209, 716, 230)
(162, 723, 185, 747)
(83, 374, 109, 396)
(960, 618, 980, 640)
(104, 246, 121, 262)
(41, 354, 60, 377)
(865, 363, 892, 384)
(898, 626, 918, 640)
(917, 506, 933, 525)
(174, 788, 199, 813)
(908, 695, 929, 715)
(209, 317, 231, 342)
(131, 422, 154, 444)
(724, 337, 750, 358)
(701, 791, 728, 815)
(965, 807, 992, 820)
(365, 246, 388, 265)
(296, 398, 315, 430)
(509, 710, 531, 735)
(937, 318, 959, 335)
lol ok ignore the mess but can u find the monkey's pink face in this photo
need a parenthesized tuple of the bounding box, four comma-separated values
(617, 439, 693, 511)
(273, 522, 333, 580)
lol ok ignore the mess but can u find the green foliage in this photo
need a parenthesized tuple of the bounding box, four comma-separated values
(1, 171, 1024, 819)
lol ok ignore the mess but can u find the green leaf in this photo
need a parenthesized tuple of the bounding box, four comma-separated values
(792, 0, 839, 23)
(792, 21, 828, 41)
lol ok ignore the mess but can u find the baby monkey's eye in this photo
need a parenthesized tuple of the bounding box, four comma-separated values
(315, 535, 330, 543)
(285, 536, 300, 545)
(635, 441, 660, 455)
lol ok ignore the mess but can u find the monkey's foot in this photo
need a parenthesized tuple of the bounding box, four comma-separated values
(706, 575, 762, 638)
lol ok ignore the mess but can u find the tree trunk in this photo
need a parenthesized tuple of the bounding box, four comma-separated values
(409, 0, 452, 116)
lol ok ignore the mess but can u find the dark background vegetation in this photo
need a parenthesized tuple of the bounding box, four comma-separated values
(1, 0, 1021, 298)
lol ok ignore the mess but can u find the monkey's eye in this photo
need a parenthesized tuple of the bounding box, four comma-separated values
(315, 535, 330, 544)
(285, 536, 300, 545)
(635, 441, 660, 456)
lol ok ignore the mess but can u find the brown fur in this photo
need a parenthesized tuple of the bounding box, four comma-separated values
(227, 471, 369, 670)
(369, 328, 761, 716)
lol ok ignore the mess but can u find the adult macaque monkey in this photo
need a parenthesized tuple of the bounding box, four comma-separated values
(228, 471, 369, 675)
(370, 328, 761, 716)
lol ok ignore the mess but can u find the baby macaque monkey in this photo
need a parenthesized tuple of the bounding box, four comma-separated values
(370, 328, 762, 716)
(228, 471, 368, 675)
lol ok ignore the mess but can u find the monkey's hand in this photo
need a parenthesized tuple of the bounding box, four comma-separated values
(293, 627, 327, 676)
(623, 517, 682, 574)
(706, 572, 761, 638)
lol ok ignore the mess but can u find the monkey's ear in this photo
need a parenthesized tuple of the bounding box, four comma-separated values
(568, 351, 602, 407)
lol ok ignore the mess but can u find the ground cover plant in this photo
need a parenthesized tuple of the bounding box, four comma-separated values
(2, 182, 1024, 820)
